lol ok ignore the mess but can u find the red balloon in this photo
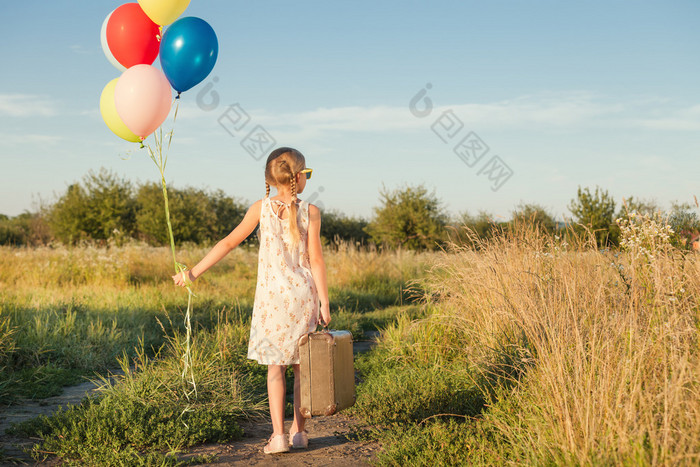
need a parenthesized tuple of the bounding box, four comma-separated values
(105, 3, 160, 69)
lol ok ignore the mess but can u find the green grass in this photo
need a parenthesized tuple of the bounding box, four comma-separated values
(354, 359, 484, 425)
(332, 305, 424, 340)
(0, 243, 427, 465)
(369, 418, 514, 466)
(0, 295, 215, 403)
(11, 326, 262, 466)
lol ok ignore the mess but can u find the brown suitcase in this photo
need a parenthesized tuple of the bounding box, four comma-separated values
(298, 330, 355, 418)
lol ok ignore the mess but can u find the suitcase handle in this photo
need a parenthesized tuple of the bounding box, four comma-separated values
(316, 318, 329, 332)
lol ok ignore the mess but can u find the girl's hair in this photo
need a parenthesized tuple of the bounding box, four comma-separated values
(264, 147, 306, 247)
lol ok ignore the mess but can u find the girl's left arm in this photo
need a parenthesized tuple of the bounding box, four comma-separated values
(307, 204, 331, 325)
(173, 200, 262, 286)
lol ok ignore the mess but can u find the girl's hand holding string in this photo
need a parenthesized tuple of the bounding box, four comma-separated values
(172, 269, 196, 287)
(169, 201, 262, 289)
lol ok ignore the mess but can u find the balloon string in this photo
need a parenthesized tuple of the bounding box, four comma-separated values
(167, 100, 179, 154)
(146, 109, 197, 400)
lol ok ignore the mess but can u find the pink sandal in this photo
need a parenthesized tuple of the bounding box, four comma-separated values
(289, 430, 309, 449)
(263, 433, 290, 454)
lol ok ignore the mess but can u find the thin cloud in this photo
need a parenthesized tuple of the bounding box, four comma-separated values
(286, 105, 422, 132)
(0, 132, 65, 147)
(177, 94, 618, 132)
(245, 93, 620, 135)
(631, 118, 700, 131)
(626, 104, 700, 131)
(70, 44, 92, 55)
(448, 92, 623, 128)
(80, 108, 100, 117)
(161, 92, 700, 135)
(0, 94, 58, 117)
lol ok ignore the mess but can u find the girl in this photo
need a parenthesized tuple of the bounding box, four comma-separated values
(173, 147, 331, 454)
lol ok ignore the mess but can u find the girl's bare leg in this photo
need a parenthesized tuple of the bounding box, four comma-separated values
(290, 364, 305, 434)
(267, 365, 286, 435)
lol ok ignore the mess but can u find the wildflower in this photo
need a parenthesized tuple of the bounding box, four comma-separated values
(617, 211, 674, 263)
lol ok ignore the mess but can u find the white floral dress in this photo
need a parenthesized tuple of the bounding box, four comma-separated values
(247, 197, 319, 365)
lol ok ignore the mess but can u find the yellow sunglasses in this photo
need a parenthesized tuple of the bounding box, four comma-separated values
(299, 168, 313, 180)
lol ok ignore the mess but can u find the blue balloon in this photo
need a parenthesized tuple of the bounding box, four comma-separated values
(160, 17, 218, 94)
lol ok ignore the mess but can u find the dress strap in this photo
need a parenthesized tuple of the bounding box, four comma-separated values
(270, 199, 289, 220)
(269, 198, 301, 220)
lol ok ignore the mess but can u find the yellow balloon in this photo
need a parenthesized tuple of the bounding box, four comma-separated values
(100, 79, 141, 143)
(138, 0, 190, 26)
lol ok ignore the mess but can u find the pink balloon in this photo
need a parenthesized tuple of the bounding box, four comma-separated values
(114, 64, 172, 140)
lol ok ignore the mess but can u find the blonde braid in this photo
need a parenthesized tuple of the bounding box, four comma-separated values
(265, 182, 270, 197)
(288, 172, 301, 247)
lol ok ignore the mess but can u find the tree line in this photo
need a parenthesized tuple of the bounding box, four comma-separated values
(1, 168, 698, 250)
(0, 169, 371, 248)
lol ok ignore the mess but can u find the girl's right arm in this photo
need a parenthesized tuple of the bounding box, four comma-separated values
(307, 204, 331, 326)
(172, 200, 262, 286)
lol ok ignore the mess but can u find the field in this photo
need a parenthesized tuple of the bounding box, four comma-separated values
(1, 221, 699, 465)
(0, 241, 428, 464)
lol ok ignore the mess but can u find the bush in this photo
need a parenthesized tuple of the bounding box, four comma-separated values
(568, 185, 617, 247)
(43, 169, 249, 247)
(509, 202, 557, 233)
(0, 212, 52, 246)
(667, 201, 700, 249)
(320, 210, 370, 247)
(617, 196, 660, 218)
(365, 185, 448, 251)
(136, 183, 248, 246)
(0, 216, 23, 245)
(49, 169, 136, 245)
(210, 189, 246, 238)
(448, 210, 502, 248)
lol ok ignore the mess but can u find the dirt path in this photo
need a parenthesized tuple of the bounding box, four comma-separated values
(0, 335, 380, 466)
(184, 414, 379, 466)
(0, 372, 125, 465)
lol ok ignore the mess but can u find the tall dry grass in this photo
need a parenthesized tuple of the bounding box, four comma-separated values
(423, 219, 699, 464)
(0, 241, 423, 307)
(325, 242, 433, 309)
(0, 244, 258, 292)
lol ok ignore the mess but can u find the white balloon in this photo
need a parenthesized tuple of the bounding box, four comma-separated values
(100, 9, 127, 72)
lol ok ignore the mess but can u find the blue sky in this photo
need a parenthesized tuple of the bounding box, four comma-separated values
(1, 1, 698, 221)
